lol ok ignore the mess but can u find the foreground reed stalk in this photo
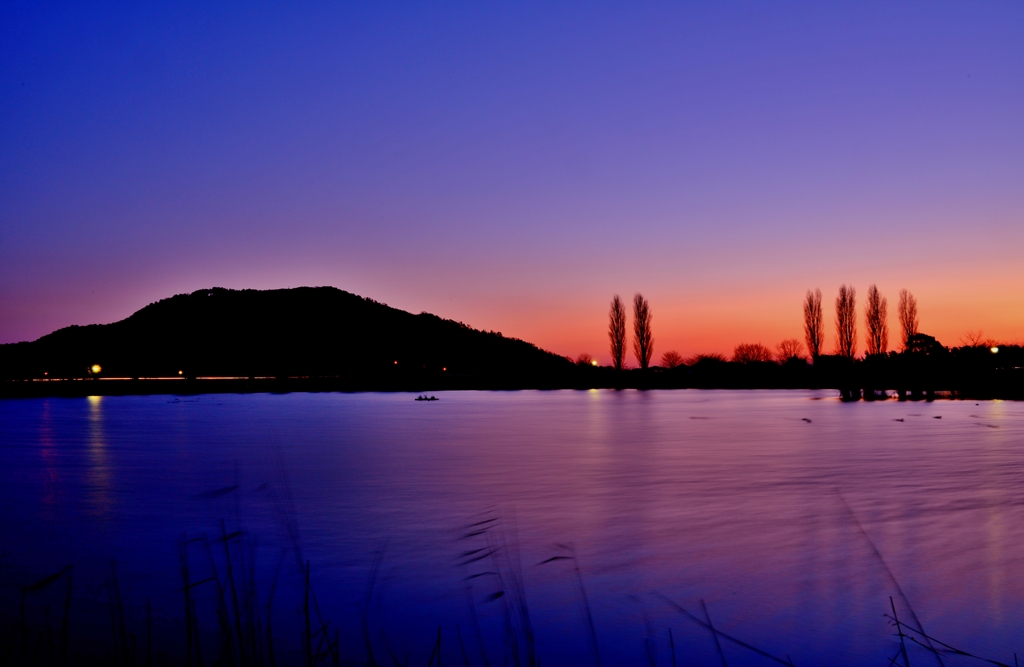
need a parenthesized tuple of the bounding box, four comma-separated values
(5, 507, 1021, 666)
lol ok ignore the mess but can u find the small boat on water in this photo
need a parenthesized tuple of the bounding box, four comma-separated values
(415, 395, 439, 401)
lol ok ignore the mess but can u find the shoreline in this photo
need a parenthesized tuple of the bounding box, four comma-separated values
(1, 376, 1016, 400)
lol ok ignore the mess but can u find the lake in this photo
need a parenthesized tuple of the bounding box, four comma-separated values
(1, 390, 1023, 666)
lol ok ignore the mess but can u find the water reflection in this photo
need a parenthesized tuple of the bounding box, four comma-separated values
(2, 391, 1024, 665)
(37, 400, 60, 516)
(85, 395, 112, 517)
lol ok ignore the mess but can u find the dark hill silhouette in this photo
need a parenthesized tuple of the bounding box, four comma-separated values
(0, 287, 575, 385)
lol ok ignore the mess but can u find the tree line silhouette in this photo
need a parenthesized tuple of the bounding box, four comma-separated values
(597, 285, 933, 368)
(587, 285, 1020, 398)
(803, 285, 919, 361)
(606, 293, 654, 370)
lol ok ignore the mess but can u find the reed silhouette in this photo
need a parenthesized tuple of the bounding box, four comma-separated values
(6, 505, 1022, 666)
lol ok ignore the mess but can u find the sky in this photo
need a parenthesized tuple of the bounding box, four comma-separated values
(2, 2, 1023, 363)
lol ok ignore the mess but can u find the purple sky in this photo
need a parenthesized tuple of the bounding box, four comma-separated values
(2, 2, 1022, 361)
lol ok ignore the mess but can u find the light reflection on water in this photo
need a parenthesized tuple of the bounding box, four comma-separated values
(85, 395, 113, 518)
(1, 390, 1023, 665)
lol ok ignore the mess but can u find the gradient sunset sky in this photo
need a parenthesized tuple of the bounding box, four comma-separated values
(2, 2, 1022, 362)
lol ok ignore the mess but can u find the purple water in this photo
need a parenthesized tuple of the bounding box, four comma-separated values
(2, 390, 1023, 665)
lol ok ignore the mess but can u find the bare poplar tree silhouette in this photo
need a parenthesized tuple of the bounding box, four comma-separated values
(608, 295, 627, 371)
(864, 284, 888, 356)
(632, 293, 653, 369)
(803, 289, 823, 359)
(898, 289, 918, 351)
(835, 285, 857, 358)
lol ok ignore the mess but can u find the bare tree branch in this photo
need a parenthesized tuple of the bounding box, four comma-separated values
(776, 339, 805, 363)
(734, 343, 774, 363)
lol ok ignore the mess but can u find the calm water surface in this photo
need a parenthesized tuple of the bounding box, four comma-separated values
(2, 390, 1023, 665)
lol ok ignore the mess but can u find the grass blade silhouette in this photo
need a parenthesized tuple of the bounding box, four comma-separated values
(836, 493, 944, 667)
(701, 599, 728, 667)
(655, 593, 794, 666)
(891, 597, 910, 667)
(884, 613, 1016, 667)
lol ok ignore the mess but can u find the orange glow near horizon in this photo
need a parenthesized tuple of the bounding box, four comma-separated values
(4, 2, 1024, 364)
(471, 280, 1024, 366)
(6, 276, 1022, 368)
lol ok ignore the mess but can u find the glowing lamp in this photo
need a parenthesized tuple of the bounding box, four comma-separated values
(178, 370, 184, 375)
(991, 347, 999, 354)
(90, 364, 102, 374)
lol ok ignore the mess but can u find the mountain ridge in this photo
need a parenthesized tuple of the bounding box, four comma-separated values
(0, 286, 575, 382)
